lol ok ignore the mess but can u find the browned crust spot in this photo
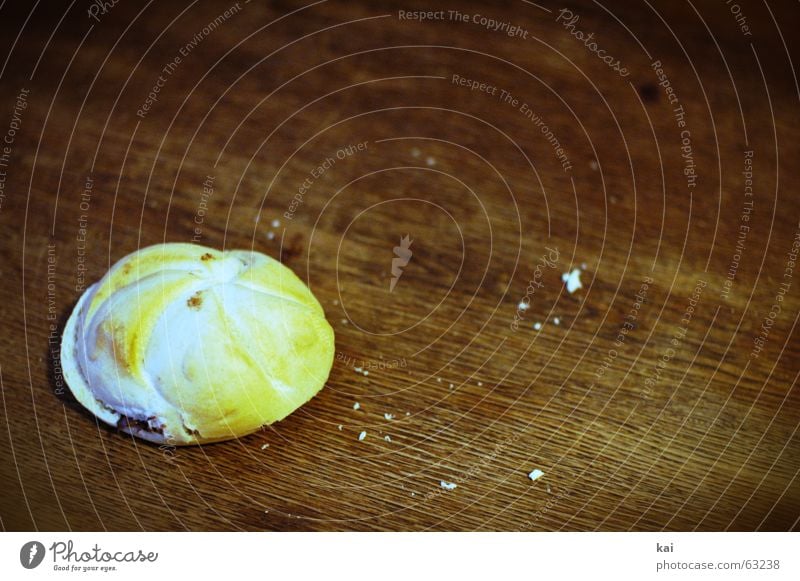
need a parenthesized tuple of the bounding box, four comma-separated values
(200, 252, 214, 261)
(187, 291, 203, 309)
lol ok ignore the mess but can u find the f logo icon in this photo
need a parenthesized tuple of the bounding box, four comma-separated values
(20, 541, 45, 569)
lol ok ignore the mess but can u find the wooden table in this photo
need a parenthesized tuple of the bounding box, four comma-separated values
(1, 0, 798, 531)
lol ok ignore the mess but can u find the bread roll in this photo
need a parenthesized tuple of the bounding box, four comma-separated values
(60, 243, 334, 445)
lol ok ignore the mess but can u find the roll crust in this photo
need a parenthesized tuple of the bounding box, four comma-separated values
(60, 243, 335, 445)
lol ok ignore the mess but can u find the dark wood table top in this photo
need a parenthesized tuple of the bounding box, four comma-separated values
(1, 0, 798, 531)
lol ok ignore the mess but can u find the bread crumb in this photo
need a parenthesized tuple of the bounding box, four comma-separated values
(533, 322, 542, 330)
(358, 431, 367, 441)
(353, 402, 360, 410)
(266, 231, 275, 240)
(411, 147, 421, 158)
(561, 268, 583, 293)
(337, 424, 343, 431)
(384, 435, 392, 442)
(518, 301, 529, 311)
(528, 469, 545, 482)
(260, 443, 269, 450)
(426, 156, 436, 166)
(440, 481, 457, 491)
(553, 317, 560, 325)
(384, 413, 394, 420)
(271, 219, 280, 228)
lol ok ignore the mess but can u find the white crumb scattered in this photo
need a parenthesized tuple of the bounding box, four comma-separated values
(341, 319, 348, 325)
(477, 381, 483, 386)
(437, 377, 442, 383)
(411, 492, 416, 497)
(271, 219, 280, 228)
(333, 299, 339, 305)
(553, 317, 561, 325)
(528, 469, 545, 482)
(266, 231, 275, 240)
(353, 402, 361, 410)
(546, 484, 552, 493)
(411, 147, 421, 158)
(561, 268, 583, 293)
(363, 370, 369, 376)
(589, 160, 598, 170)
(440, 481, 457, 491)
(426, 156, 436, 166)
(354, 366, 363, 373)
(358, 431, 367, 441)
(337, 424, 343, 431)
(260, 443, 269, 450)
(384, 413, 395, 420)
(534, 322, 542, 330)
(581, 262, 587, 269)
(518, 301, 529, 311)
(384, 435, 392, 442)
(405, 412, 410, 416)
(449, 383, 454, 389)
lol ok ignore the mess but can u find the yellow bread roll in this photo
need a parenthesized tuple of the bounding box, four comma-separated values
(60, 243, 335, 445)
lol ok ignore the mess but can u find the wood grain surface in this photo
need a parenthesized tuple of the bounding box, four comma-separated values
(1, 0, 799, 531)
